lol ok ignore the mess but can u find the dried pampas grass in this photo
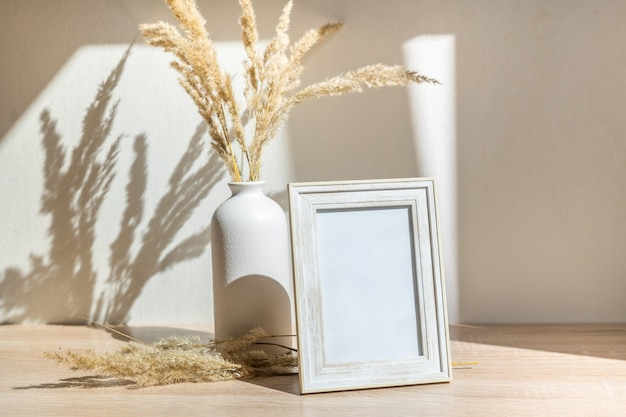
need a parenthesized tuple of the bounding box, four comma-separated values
(44, 328, 297, 388)
(140, 0, 437, 182)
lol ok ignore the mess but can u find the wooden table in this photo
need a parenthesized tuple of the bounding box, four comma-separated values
(1, 324, 625, 416)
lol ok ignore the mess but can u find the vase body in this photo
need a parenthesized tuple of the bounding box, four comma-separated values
(211, 181, 294, 352)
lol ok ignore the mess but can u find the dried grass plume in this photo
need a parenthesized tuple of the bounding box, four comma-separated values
(44, 327, 297, 388)
(140, 0, 438, 182)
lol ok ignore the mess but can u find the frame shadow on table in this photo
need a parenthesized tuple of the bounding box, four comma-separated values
(449, 323, 626, 361)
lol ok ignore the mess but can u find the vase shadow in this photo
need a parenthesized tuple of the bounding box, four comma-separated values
(105, 325, 214, 344)
(215, 274, 295, 355)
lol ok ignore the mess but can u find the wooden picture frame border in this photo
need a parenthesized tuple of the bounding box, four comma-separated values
(288, 178, 452, 394)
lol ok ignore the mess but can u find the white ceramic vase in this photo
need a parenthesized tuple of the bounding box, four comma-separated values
(210, 181, 294, 351)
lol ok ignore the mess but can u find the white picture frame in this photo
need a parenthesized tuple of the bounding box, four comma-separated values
(288, 178, 452, 394)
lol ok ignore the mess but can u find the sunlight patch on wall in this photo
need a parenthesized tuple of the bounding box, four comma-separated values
(403, 35, 458, 323)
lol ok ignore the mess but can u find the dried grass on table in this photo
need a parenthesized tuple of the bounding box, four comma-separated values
(44, 327, 297, 388)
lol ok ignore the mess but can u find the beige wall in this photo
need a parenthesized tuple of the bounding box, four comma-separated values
(1, 0, 624, 324)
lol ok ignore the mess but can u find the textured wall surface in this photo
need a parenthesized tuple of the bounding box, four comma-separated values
(1, 0, 625, 324)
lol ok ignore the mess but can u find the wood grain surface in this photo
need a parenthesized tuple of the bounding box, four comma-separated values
(1, 324, 625, 416)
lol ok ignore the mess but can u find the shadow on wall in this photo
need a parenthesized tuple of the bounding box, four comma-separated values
(0, 45, 225, 324)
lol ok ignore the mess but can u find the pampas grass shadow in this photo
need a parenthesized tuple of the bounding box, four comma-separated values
(0, 46, 132, 324)
(93, 121, 224, 323)
(1, 43, 225, 325)
(14, 376, 135, 390)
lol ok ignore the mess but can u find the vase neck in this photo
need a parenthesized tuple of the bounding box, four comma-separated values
(227, 181, 266, 197)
